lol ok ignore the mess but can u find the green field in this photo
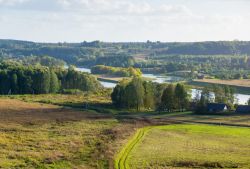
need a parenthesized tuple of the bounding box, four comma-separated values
(123, 124, 250, 169)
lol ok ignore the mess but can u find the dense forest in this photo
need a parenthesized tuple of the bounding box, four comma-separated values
(0, 39, 250, 79)
(0, 61, 101, 95)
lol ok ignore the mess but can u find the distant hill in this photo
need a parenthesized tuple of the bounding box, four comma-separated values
(1, 39, 250, 66)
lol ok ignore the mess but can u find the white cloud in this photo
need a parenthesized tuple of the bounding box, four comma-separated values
(0, 0, 250, 42)
(0, 0, 29, 6)
(0, 0, 193, 16)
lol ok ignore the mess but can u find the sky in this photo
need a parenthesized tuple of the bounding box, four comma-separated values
(0, 0, 250, 42)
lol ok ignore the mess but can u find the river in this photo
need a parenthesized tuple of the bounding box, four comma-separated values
(76, 67, 250, 105)
(75, 67, 117, 88)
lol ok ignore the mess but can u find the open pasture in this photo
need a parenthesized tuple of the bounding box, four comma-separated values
(0, 98, 119, 169)
(128, 124, 250, 169)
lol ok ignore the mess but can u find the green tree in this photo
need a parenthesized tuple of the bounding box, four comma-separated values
(49, 70, 60, 93)
(143, 81, 155, 110)
(213, 85, 225, 103)
(131, 77, 145, 111)
(124, 83, 137, 109)
(10, 73, 18, 94)
(111, 85, 122, 107)
(175, 83, 189, 111)
(111, 77, 145, 111)
(195, 93, 207, 114)
(202, 86, 213, 103)
(213, 85, 235, 109)
(0, 70, 10, 94)
(160, 84, 176, 112)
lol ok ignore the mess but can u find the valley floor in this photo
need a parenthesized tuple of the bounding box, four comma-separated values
(1, 95, 250, 169)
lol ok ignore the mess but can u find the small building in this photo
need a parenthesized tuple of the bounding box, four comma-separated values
(207, 103, 228, 113)
(197, 74, 205, 79)
(235, 105, 250, 113)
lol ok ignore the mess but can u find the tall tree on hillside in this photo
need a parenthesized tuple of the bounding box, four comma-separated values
(195, 92, 208, 114)
(124, 82, 137, 109)
(225, 86, 235, 109)
(214, 85, 225, 103)
(154, 83, 168, 108)
(111, 85, 122, 107)
(202, 86, 213, 103)
(10, 73, 18, 94)
(160, 84, 176, 112)
(49, 70, 60, 93)
(175, 83, 189, 111)
(0, 70, 10, 94)
(143, 81, 155, 110)
(131, 77, 145, 111)
(195, 87, 213, 114)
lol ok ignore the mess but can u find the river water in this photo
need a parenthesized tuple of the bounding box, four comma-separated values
(75, 67, 117, 88)
(76, 67, 250, 105)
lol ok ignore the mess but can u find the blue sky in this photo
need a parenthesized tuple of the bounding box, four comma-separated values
(0, 0, 250, 42)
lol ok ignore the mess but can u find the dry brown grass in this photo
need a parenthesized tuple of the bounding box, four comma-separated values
(0, 98, 110, 125)
(194, 79, 250, 87)
(0, 98, 142, 169)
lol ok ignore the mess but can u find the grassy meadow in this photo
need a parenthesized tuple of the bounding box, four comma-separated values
(2, 94, 250, 169)
(0, 98, 138, 169)
(1, 91, 119, 115)
(3, 92, 111, 108)
(129, 124, 250, 169)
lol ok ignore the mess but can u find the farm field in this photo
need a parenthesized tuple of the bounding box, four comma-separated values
(0, 98, 136, 169)
(2, 95, 250, 169)
(127, 124, 250, 169)
(193, 79, 250, 87)
(191, 79, 250, 94)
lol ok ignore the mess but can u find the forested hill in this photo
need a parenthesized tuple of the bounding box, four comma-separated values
(1, 39, 250, 79)
(1, 39, 250, 61)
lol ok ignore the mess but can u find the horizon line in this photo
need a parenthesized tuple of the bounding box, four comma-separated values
(0, 38, 248, 44)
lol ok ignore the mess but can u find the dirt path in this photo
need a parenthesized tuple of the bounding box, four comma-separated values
(114, 127, 152, 169)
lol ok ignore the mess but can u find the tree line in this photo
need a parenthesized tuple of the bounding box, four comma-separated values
(136, 54, 250, 79)
(0, 61, 101, 95)
(111, 77, 190, 111)
(111, 77, 240, 113)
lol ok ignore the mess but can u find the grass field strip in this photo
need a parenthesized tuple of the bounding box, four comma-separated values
(114, 122, 250, 169)
(114, 127, 152, 169)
